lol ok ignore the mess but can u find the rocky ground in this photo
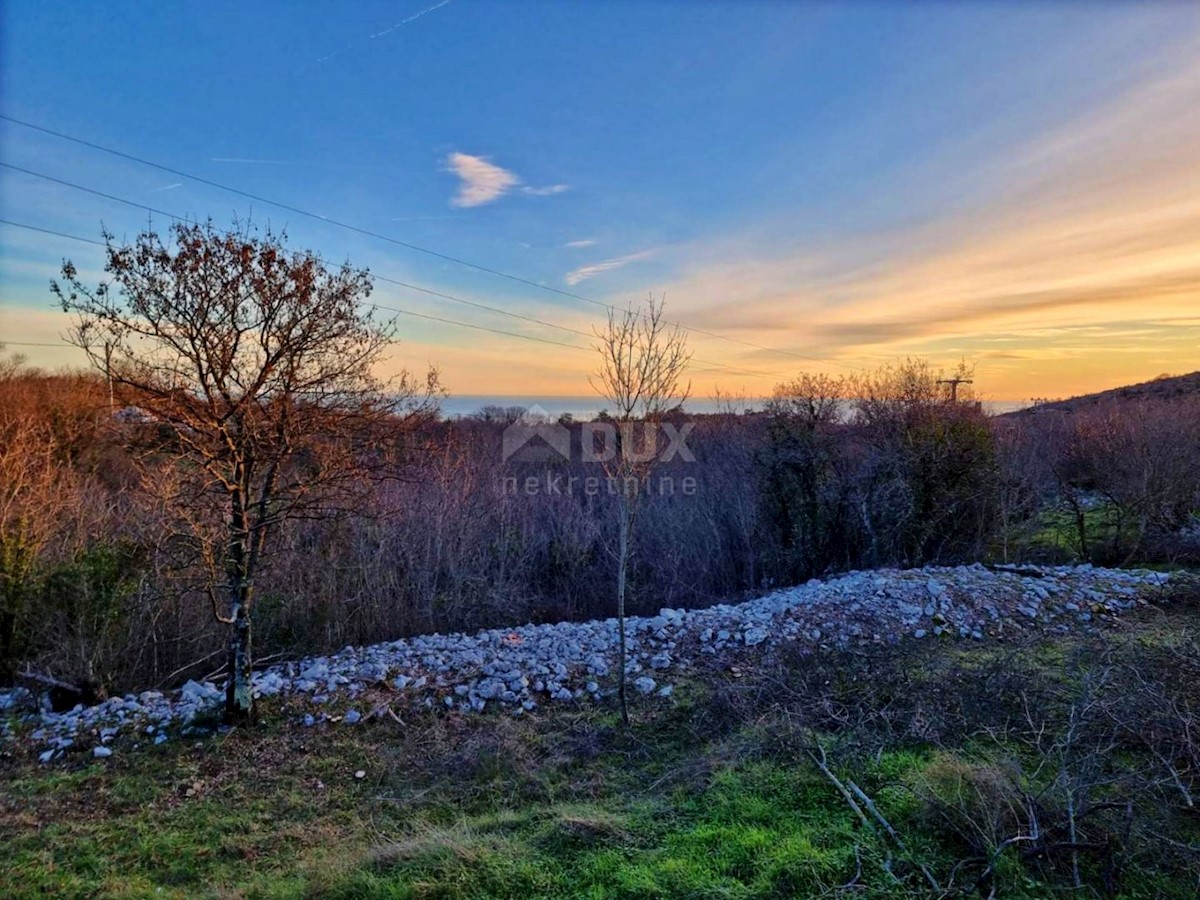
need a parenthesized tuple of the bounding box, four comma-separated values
(1, 563, 1172, 763)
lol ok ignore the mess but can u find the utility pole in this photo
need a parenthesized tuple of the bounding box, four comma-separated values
(937, 377, 973, 402)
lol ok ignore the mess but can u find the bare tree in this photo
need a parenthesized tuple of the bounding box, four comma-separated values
(591, 295, 690, 723)
(0, 398, 63, 684)
(0, 355, 106, 686)
(53, 221, 438, 721)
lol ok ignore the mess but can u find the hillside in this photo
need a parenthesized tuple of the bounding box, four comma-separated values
(1002, 370, 1200, 417)
(3, 569, 1198, 898)
(4, 564, 1171, 759)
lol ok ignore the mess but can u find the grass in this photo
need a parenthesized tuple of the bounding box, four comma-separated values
(320, 756, 880, 899)
(3, 584, 1200, 898)
(1014, 501, 1195, 567)
(1005, 503, 1116, 563)
(1, 709, 887, 899)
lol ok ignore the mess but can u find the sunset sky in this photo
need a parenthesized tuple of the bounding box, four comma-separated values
(2, 1, 1198, 403)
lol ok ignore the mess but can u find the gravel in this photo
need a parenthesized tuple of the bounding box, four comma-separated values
(2, 564, 1172, 761)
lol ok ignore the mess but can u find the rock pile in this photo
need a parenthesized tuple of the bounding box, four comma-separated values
(2, 564, 1172, 761)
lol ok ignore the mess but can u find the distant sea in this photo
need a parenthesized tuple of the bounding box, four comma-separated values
(439, 395, 1031, 420)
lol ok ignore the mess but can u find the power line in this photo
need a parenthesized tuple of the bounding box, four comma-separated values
(0, 165, 592, 342)
(0, 169, 589, 342)
(381, 306, 585, 351)
(0, 219, 590, 355)
(0, 218, 107, 246)
(0, 116, 591, 298)
(0, 162, 194, 224)
(374, 276, 590, 340)
(0, 169, 783, 380)
(0, 113, 855, 370)
(1, 217, 765, 373)
(0, 163, 781, 379)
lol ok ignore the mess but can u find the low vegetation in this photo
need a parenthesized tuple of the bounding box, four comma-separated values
(5, 342, 1198, 704)
(4, 582, 1198, 898)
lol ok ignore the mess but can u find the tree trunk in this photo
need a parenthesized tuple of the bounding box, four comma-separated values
(616, 497, 630, 727)
(0, 609, 17, 685)
(1070, 496, 1089, 561)
(224, 582, 254, 723)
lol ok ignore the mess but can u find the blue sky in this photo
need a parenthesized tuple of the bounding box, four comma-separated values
(3, 1, 1199, 400)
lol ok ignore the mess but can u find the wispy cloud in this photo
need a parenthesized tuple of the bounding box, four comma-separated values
(446, 153, 520, 207)
(150, 182, 183, 192)
(521, 183, 569, 197)
(565, 250, 653, 286)
(445, 153, 568, 207)
(565, 239, 596, 248)
(210, 157, 290, 165)
(369, 0, 453, 39)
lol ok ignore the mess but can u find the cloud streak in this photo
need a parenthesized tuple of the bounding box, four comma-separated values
(565, 250, 653, 286)
(521, 183, 569, 197)
(317, 0, 453, 63)
(210, 157, 290, 165)
(369, 0, 454, 39)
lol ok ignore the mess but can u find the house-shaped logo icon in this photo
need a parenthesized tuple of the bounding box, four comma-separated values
(502, 405, 572, 462)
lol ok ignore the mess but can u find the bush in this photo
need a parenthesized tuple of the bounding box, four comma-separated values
(30, 541, 147, 695)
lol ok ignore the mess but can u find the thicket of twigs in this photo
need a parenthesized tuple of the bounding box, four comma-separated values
(2, 353, 1199, 697)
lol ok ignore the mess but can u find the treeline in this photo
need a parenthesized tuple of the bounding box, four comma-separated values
(2, 355, 1198, 697)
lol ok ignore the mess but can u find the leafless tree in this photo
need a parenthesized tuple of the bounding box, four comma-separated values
(53, 220, 438, 721)
(0, 355, 107, 686)
(0, 397, 63, 683)
(591, 295, 691, 723)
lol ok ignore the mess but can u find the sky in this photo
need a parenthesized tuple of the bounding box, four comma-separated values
(2, 1, 1199, 403)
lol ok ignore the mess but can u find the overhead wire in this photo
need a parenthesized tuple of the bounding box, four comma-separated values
(0, 113, 857, 371)
(0, 165, 786, 380)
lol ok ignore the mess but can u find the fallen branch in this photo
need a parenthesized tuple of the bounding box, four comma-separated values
(847, 779, 904, 846)
(848, 778, 941, 893)
(200, 650, 295, 684)
(806, 742, 942, 890)
(807, 745, 870, 830)
(18, 669, 79, 692)
(152, 648, 227, 690)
